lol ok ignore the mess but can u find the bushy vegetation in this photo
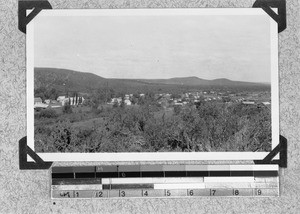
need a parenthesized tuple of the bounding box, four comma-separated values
(34, 101, 271, 153)
(62, 103, 73, 114)
(34, 87, 59, 101)
(39, 108, 58, 118)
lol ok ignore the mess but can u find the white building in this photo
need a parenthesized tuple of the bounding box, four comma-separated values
(57, 96, 84, 106)
(175, 103, 183, 106)
(57, 97, 68, 106)
(34, 97, 42, 104)
(44, 99, 51, 104)
(242, 101, 255, 105)
(34, 103, 48, 108)
(124, 100, 132, 106)
(110, 98, 122, 105)
(34, 97, 48, 108)
(57, 96, 66, 102)
(262, 102, 271, 105)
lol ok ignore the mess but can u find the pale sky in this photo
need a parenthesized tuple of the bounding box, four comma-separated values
(34, 13, 272, 82)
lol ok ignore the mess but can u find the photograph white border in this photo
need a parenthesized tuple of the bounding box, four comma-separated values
(26, 8, 279, 161)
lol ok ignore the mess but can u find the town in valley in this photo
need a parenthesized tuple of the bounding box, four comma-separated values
(33, 68, 272, 154)
(34, 89, 270, 110)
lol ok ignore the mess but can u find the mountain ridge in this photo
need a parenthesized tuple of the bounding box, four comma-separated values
(34, 67, 270, 94)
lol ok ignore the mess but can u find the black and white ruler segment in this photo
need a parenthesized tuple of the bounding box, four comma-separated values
(51, 164, 279, 198)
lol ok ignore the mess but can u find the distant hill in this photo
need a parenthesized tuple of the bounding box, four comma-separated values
(34, 68, 155, 93)
(35, 68, 106, 91)
(135, 76, 208, 85)
(136, 76, 267, 87)
(34, 67, 270, 94)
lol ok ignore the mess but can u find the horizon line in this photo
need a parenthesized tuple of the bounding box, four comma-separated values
(34, 67, 271, 84)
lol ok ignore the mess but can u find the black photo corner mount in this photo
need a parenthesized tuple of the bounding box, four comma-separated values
(18, 0, 286, 34)
(253, 0, 286, 33)
(18, 0, 52, 34)
(18, 134, 287, 169)
(254, 135, 287, 168)
(19, 136, 53, 170)
(18, 0, 53, 169)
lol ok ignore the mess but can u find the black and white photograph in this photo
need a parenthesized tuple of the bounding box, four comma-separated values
(26, 9, 279, 160)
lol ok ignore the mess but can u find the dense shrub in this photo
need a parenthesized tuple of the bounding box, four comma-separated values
(35, 101, 271, 153)
(173, 105, 182, 115)
(39, 108, 58, 118)
(63, 103, 73, 114)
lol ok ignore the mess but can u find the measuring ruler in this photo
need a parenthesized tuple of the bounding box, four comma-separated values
(51, 164, 279, 198)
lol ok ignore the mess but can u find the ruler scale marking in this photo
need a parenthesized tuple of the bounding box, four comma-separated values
(51, 164, 279, 198)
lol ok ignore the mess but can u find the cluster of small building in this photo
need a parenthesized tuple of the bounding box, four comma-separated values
(34, 90, 270, 110)
(108, 94, 145, 106)
(155, 92, 223, 107)
(106, 90, 271, 108)
(34, 95, 85, 109)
